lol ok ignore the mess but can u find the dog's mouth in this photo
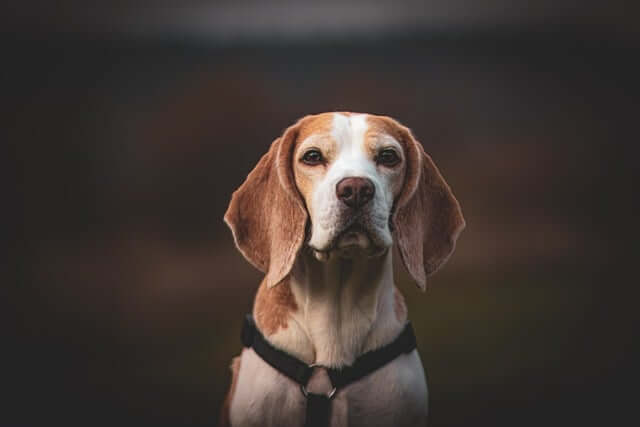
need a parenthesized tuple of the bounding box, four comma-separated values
(310, 219, 388, 261)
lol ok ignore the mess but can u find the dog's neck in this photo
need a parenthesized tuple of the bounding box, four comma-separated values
(253, 248, 407, 368)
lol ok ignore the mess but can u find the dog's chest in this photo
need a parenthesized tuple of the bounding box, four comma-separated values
(229, 348, 428, 427)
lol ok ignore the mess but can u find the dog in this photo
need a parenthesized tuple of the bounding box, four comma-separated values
(220, 112, 464, 427)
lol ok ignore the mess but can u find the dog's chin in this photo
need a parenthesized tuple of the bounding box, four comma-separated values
(311, 226, 389, 261)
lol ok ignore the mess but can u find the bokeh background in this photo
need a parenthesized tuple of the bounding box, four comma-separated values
(7, 1, 639, 426)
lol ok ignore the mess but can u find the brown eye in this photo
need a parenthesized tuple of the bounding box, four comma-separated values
(302, 149, 323, 165)
(377, 149, 400, 167)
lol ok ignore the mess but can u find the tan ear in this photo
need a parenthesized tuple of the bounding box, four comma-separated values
(392, 126, 465, 291)
(224, 122, 307, 288)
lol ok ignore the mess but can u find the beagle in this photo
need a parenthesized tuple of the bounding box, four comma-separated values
(220, 112, 464, 427)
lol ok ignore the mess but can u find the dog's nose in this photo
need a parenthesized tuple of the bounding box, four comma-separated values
(336, 177, 375, 209)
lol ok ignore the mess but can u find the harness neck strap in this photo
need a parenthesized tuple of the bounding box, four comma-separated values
(241, 314, 418, 427)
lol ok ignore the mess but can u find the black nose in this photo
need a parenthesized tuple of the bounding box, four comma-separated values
(336, 177, 375, 209)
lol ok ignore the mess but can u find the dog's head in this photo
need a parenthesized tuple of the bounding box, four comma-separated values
(224, 112, 465, 290)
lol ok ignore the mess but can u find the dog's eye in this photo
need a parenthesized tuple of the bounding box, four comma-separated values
(302, 149, 324, 165)
(376, 149, 400, 167)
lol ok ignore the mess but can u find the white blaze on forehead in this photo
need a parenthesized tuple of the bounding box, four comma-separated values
(329, 113, 374, 177)
(330, 113, 368, 150)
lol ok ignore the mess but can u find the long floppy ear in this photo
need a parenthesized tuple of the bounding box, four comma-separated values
(392, 126, 465, 291)
(224, 121, 307, 288)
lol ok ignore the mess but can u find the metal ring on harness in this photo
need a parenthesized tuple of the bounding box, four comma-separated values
(300, 384, 337, 399)
(300, 363, 337, 399)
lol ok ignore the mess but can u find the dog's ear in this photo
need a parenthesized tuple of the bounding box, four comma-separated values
(391, 124, 465, 291)
(224, 121, 307, 288)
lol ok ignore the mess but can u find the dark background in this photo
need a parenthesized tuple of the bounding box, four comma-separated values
(7, 1, 639, 426)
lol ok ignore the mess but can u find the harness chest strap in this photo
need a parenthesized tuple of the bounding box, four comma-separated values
(240, 314, 418, 427)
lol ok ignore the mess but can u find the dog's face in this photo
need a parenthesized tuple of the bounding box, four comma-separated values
(292, 113, 405, 258)
(225, 112, 465, 289)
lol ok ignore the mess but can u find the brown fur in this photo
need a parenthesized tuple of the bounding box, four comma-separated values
(292, 114, 337, 215)
(218, 356, 242, 427)
(365, 115, 411, 146)
(389, 121, 465, 290)
(224, 113, 356, 289)
(363, 115, 409, 198)
(296, 113, 335, 145)
(254, 276, 298, 335)
(223, 120, 308, 289)
(363, 114, 465, 289)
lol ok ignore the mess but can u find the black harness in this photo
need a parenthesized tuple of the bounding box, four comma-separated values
(241, 314, 418, 427)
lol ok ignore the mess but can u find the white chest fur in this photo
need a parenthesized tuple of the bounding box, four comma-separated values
(229, 348, 428, 427)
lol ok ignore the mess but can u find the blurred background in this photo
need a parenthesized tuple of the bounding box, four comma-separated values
(7, 1, 639, 426)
